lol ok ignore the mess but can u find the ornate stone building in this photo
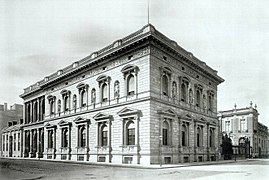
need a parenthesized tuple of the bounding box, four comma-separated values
(4, 24, 224, 164)
(218, 103, 268, 158)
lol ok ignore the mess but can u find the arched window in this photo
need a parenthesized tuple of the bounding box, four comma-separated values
(182, 124, 188, 146)
(64, 95, 69, 111)
(197, 127, 202, 147)
(76, 83, 88, 108)
(162, 75, 169, 96)
(48, 130, 53, 148)
(49, 99, 55, 115)
(127, 74, 135, 95)
(101, 125, 108, 146)
(121, 65, 138, 96)
(163, 121, 169, 146)
(181, 83, 186, 102)
(196, 89, 201, 107)
(79, 126, 86, 147)
(127, 121, 135, 145)
(62, 128, 68, 148)
(81, 90, 86, 107)
(101, 83, 108, 102)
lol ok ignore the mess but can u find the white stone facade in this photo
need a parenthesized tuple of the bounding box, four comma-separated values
(15, 24, 223, 165)
(218, 103, 268, 158)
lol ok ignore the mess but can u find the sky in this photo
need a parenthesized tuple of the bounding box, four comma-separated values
(0, 0, 268, 125)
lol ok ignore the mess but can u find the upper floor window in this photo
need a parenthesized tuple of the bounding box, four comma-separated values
(180, 77, 189, 102)
(96, 75, 111, 102)
(240, 119, 247, 132)
(61, 90, 71, 112)
(76, 83, 89, 108)
(121, 64, 139, 96)
(47, 95, 56, 115)
(101, 83, 108, 102)
(207, 90, 214, 111)
(195, 84, 203, 107)
(127, 74, 135, 96)
(162, 75, 169, 96)
(160, 67, 171, 97)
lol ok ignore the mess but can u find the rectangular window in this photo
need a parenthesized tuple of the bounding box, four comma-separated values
(127, 128, 135, 145)
(163, 129, 168, 146)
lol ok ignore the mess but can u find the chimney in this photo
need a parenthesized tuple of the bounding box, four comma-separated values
(4, 102, 7, 111)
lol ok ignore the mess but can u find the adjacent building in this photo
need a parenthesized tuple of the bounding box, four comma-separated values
(2, 24, 224, 164)
(218, 103, 268, 158)
(0, 103, 23, 156)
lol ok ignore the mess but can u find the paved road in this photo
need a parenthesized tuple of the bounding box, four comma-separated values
(0, 158, 268, 180)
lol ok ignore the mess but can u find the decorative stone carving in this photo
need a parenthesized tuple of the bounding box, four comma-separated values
(172, 81, 177, 99)
(189, 89, 193, 104)
(114, 81, 120, 98)
(91, 89, 96, 104)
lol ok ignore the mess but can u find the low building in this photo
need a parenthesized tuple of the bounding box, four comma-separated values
(0, 103, 23, 156)
(218, 102, 268, 158)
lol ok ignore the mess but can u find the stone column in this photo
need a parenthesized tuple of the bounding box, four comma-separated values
(36, 100, 40, 122)
(29, 130, 33, 157)
(23, 131, 26, 157)
(30, 102, 33, 123)
(53, 128, 56, 159)
(207, 123, 210, 161)
(36, 129, 40, 158)
(194, 121, 197, 162)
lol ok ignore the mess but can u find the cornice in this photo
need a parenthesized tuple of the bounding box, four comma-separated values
(20, 24, 224, 98)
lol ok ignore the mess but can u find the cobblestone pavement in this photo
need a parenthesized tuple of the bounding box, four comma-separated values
(0, 158, 268, 180)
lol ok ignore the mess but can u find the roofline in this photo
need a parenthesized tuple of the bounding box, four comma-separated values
(20, 24, 224, 98)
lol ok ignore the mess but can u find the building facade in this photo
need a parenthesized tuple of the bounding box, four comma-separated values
(3, 24, 224, 164)
(218, 103, 268, 158)
(0, 103, 23, 156)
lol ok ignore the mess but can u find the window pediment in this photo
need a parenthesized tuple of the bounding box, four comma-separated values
(76, 83, 88, 90)
(60, 90, 71, 95)
(73, 116, 91, 124)
(96, 75, 110, 82)
(47, 95, 56, 100)
(93, 112, 111, 121)
(157, 108, 176, 118)
(121, 64, 138, 74)
(45, 123, 57, 129)
(58, 120, 72, 127)
(118, 107, 140, 117)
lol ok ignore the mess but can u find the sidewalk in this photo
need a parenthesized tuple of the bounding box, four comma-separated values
(0, 157, 250, 169)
